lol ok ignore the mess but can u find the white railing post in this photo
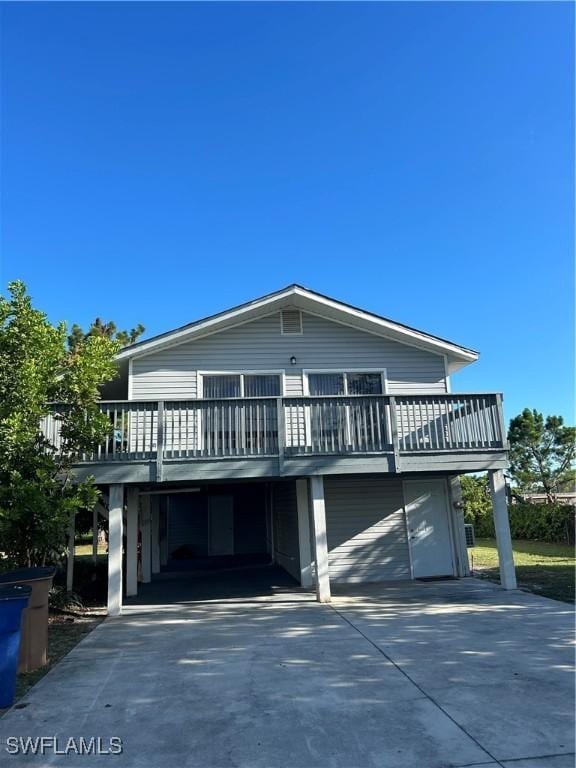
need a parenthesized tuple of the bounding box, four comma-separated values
(277, 397, 285, 474)
(156, 401, 164, 482)
(389, 396, 400, 472)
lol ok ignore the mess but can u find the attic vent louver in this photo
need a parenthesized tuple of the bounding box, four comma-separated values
(281, 309, 303, 335)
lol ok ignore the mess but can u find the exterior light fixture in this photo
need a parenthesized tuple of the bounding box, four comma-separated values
(290, 356, 297, 366)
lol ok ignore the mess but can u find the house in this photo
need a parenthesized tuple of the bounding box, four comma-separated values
(46, 285, 517, 614)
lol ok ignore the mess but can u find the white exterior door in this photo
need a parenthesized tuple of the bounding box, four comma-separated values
(208, 496, 234, 556)
(405, 480, 454, 579)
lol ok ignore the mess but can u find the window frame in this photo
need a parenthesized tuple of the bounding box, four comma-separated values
(198, 370, 286, 399)
(302, 368, 388, 397)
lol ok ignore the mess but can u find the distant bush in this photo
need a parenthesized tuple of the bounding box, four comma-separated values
(53, 557, 108, 606)
(465, 501, 575, 544)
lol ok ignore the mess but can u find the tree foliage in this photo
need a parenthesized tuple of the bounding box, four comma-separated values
(0, 281, 122, 568)
(508, 409, 575, 503)
(68, 318, 145, 352)
(460, 474, 492, 520)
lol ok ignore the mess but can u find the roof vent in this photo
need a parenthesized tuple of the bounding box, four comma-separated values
(281, 309, 303, 335)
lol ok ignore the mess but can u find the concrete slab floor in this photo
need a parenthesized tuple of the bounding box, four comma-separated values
(0, 574, 573, 768)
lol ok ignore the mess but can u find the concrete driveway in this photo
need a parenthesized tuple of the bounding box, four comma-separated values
(0, 575, 573, 768)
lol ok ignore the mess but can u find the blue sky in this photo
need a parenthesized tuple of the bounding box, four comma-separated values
(1, 2, 573, 423)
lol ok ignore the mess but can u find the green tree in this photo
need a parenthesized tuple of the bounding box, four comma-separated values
(460, 474, 491, 518)
(0, 281, 121, 568)
(508, 409, 575, 503)
(68, 318, 145, 352)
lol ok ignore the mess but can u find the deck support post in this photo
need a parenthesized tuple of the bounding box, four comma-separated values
(160, 498, 169, 567)
(310, 475, 331, 603)
(66, 511, 75, 592)
(92, 506, 99, 563)
(151, 496, 161, 575)
(296, 479, 313, 587)
(448, 477, 470, 577)
(126, 487, 139, 597)
(140, 493, 152, 584)
(107, 484, 124, 616)
(489, 469, 517, 590)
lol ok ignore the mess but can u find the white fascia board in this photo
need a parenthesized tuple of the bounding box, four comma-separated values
(116, 284, 479, 366)
(116, 288, 297, 361)
(290, 288, 479, 363)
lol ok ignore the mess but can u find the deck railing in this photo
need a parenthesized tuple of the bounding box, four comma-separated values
(42, 393, 507, 463)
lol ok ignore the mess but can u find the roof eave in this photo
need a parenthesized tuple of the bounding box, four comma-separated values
(115, 285, 479, 364)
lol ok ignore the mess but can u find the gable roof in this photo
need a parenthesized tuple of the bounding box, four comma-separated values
(116, 284, 479, 372)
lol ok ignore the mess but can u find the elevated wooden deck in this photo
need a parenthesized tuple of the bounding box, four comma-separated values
(44, 393, 509, 483)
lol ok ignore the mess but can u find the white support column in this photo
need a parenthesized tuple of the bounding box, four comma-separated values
(489, 469, 517, 590)
(66, 511, 75, 592)
(296, 479, 313, 587)
(160, 500, 168, 568)
(151, 496, 161, 575)
(310, 475, 331, 603)
(126, 487, 139, 597)
(448, 476, 470, 577)
(140, 493, 152, 584)
(107, 484, 124, 616)
(92, 506, 99, 564)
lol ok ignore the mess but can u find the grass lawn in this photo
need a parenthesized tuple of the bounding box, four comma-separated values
(75, 541, 107, 556)
(471, 538, 575, 603)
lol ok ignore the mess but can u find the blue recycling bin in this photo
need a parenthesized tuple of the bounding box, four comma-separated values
(0, 584, 32, 709)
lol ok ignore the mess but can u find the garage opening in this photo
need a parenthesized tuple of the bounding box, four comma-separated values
(134, 481, 301, 603)
(167, 484, 271, 570)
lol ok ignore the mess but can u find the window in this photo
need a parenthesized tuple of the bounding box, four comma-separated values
(198, 373, 281, 454)
(308, 371, 384, 396)
(201, 373, 281, 398)
(347, 372, 383, 395)
(244, 374, 281, 398)
(305, 371, 386, 451)
(308, 373, 345, 396)
(202, 375, 241, 399)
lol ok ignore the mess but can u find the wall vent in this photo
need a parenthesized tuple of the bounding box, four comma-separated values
(281, 309, 303, 335)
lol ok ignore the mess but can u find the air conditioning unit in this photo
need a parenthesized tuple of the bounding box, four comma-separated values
(464, 524, 475, 548)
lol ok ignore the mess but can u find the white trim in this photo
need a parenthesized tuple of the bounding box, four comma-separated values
(127, 358, 133, 400)
(443, 355, 452, 393)
(116, 286, 479, 364)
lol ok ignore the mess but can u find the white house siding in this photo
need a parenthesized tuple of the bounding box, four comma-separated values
(130, 310, 448, 400)
(324, 475, 411, 583)
(272, 481, 301, 582)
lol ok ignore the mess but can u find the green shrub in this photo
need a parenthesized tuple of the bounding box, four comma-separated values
(465, 501, 574, 544)
(53, 557, 108, 605)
